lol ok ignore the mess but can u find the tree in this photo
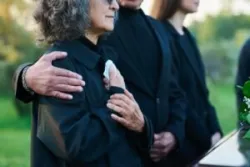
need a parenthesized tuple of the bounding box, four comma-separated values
(0, 1, 43, 116)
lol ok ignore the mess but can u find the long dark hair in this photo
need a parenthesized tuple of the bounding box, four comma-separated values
(151, 0, 181, 21)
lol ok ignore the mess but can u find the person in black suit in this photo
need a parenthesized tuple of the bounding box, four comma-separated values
(13, 0, 187, 166)
(151, 0, 222, 166)
(18, 0, 154, 166)
(236, 38, 250, 110)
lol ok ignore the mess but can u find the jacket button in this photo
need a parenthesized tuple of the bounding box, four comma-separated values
(156, 98, 160, 104)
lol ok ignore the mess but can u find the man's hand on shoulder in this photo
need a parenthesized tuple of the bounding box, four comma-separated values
(25, 51, 85, 100)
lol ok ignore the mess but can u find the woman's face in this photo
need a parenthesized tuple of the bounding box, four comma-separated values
(180, 0, 200, 14)
(89, 0, 119, 34)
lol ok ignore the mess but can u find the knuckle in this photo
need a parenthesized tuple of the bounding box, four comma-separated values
(51, 91, 56, 97)
(74, 79, 81, 85)
(65, 71, 70, 77)
(132, 102, 136, 108)
(47, 67, 54, 74)
(130, 93, 134, 98)
(41, 88, 47, 95)
(120, 108, 125, 113)
(65, 79, 71, 85)
(128, 106, 133, 113)
(40, 54, 47, 61)
(54, 92, 61, 98)
(64, 85, 71, 91)
(112, 105, 117, 111)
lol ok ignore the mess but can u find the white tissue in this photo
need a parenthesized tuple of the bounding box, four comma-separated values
(103, 60, 115, 80)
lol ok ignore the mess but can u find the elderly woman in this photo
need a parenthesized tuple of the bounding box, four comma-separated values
(31, 0, 153, 167)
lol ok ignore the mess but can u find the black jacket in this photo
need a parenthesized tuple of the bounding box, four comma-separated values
(33, 38, 153, 167)
(163, 21, 222, 166)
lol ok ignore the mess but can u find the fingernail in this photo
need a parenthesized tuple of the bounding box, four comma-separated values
(78, 75, 83, 80)
(79, 87, 83, 92)
(68, 95, 73, 99)
(62, 52, 68, 56)
(80, 81, 85, 86)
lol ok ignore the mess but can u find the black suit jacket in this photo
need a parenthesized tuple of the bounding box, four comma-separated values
(102, 13, 187, 166)
(13, 10, 187, 166)
(163, 21, 222, 166)
(236, 38, 250, 110)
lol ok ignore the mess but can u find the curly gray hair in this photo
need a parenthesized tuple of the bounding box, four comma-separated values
(34, 0, 90, 44)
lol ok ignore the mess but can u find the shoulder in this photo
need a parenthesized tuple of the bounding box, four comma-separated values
(184, 27, 197, 41)
(239, 38, 250, 63)
(242, 38, 250, 52)
(146, 15, 164, 27)
(146, 15, 156, 22)
(45, 40, 81, 72)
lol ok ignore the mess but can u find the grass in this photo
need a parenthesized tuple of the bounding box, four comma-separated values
(0, 97, 30, 167)
(0, 97, 30, 130)
(208, 82, 237, 134)
(0, 83, 238, 167)
(0, 130, 30, 167)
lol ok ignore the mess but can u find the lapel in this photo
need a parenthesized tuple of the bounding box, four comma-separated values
(145, 16, 171, 95)
(114, 9, 155, 97)
(184, 28, 206, 85)
(164, 22, 206, 91)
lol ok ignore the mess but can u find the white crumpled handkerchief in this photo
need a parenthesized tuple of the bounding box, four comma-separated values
(103, 60, 116, 80)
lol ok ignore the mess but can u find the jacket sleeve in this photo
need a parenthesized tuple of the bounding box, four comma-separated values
(192, 33, 222, 136)
(13, 63, 35, 103)
(205, 93, 223, 136)
(164, 63, 187, 150)
(126, 115, 154, 153)
(172, 39, 213, 151)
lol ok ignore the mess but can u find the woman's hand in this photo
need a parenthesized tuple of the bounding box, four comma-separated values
(104, 62, 126, 90)
(211, 132, 221, 146)
(107, 90, 145, 132)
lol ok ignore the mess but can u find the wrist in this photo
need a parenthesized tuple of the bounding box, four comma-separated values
(138, 115, 145, 133)
(22, 66, 34, 95)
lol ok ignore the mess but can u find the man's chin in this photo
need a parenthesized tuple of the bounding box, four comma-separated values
(119, 2, 141, 10)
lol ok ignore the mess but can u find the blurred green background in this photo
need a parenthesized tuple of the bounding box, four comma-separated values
(0, 0, 249, 166)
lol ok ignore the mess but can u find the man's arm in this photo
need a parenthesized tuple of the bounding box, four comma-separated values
(13, 51, 85, 103)
(13, 63, 34, 103)
(150, 63, 187, 162)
